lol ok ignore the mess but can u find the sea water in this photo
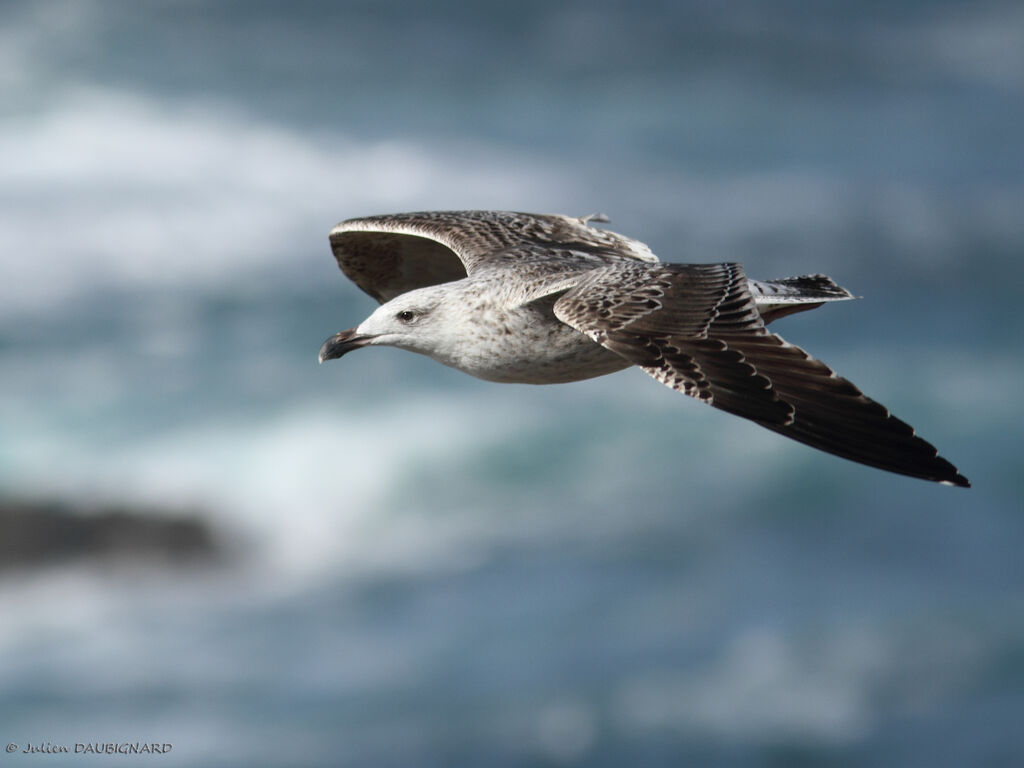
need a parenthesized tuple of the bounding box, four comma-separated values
(1, 1, 1022, 765)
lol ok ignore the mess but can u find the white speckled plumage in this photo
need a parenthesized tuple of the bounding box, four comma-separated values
(319, 210, 968, 487)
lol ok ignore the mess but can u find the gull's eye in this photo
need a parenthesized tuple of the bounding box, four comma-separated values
(396, 309, 417, 323)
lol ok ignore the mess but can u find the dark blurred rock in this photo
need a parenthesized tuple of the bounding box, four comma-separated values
(0, 498, 223, 573)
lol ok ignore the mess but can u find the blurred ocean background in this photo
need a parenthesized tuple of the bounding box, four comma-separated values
(1, 1, 1022, 765)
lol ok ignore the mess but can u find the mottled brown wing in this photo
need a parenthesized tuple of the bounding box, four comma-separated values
(554, 263, 969, 486)
(329, 210, 657, 303)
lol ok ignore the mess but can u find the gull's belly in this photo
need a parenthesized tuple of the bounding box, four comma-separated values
(442, 315, 630, 385)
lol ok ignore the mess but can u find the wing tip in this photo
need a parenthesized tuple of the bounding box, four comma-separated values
(939, 471, 971, 489)
(922, 442, 970, 488)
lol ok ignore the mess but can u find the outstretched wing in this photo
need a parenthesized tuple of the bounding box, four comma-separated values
(553, 262, 969, 487)
(329, 210, 657, 303)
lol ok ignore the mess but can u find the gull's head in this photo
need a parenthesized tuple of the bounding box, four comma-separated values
(318, 285, 458, 364)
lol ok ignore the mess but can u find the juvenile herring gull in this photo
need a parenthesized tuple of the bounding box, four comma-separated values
(319, 210, 968, 487)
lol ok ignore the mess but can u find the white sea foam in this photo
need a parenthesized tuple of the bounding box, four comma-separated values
(0, 86, 579, 316)
(2, 386, 571, 588)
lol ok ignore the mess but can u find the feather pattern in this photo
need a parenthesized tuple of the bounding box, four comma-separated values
(553, 262, 968, 486)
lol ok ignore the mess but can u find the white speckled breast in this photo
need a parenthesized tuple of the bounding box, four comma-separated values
(439, 300, 630, 384)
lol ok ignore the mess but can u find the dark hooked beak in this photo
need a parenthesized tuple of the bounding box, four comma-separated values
(318, 328, 372, 363)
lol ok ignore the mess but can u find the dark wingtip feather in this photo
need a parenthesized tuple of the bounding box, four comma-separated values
(941, 471, 971, 489)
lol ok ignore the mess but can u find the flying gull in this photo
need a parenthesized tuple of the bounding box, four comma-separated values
(319, 210, 968, 487)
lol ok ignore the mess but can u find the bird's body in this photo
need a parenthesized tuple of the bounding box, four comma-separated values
(320, 210, 968, 487)
(374, 278, 629, 384)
